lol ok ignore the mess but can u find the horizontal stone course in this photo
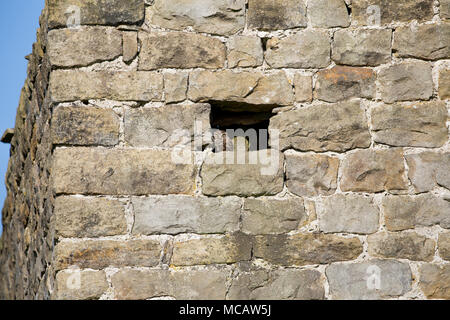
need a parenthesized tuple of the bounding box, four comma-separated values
(138, 32, 226, 70)
(52, 148, 196, 195)
(132, 196, 241, 235)
(48, 27, 122, 67)
(54, 240, 162, 270)
(370, 102, 448, 148)
(50, 70, 164, 102)
(51, 106, 120, 147)
(54, 196, 127, 238)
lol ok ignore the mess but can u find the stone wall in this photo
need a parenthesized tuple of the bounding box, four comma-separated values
(1, 0, 449, 300)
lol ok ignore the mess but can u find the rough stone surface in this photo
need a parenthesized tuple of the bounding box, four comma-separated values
(132, 196, 241, 235)
(406, 152, 450, 193)
(439, 232, 450, 261)
(50, 70, 164, 102)
(48, 27, 122, 67)
(123, 32, 138, 63)
(294, 74, 313, 102)
(326, 260, 412, 300)
(47, 0, 145, 28)
(229, 269, 324, 300)
(54, 196, 127, 238)
(442, 0, 450, 19)
(393, 23, 450, 60)
(378, 62, 433, 103)
(138, 32, 226, 70)
(164, 72, 188, 103)
(352, 0, 434, 25)
(439, 68, 450, 100)
(309, 0, 350, 28)
(270, 100, 371, 152)
(314, 66, 376, 102)
(201, 151, 284, 197)
(227, 36, 263, 68)
(148, 0, 246, 36)
(242, 198, 307, 235)
(52, 148, 196, 195)
(247, 0, 307, 30)
(172, 233, 252, 266)
(51, 106, 120, 146)
(368, 232, 436, 261)
(265, 31, 330, 68)
(188, 70, 294, 106)
(419, 264, 450, 299)
(371, 102, 448, 148)
(124, 104, 210, 148)
(285, 154, 339, 197)
(332, 29, 392, 66)
(54, 270, 108, 300)
(54, 240, 162, 270)
(112, 269, 228, 300)
(340, 149, 408, 192)
(254, 233, 363, 266)
(383, 194, 450, 231)
(318, 194, 379, 234)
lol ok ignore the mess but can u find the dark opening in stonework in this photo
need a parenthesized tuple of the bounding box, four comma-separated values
(209, 101, 276, 152)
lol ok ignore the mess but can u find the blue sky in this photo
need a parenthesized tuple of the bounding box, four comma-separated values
(0, 1, 44, 235)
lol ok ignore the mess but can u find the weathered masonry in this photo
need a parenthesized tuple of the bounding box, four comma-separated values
(0, 0, 449, 300)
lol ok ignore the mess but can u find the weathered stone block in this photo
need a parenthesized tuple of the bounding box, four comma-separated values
(332, 29, 392, 66)
(326, 260, 412, 300)
(227, 36, 263, 68)
(265, 31, 330, 68)
(48, 0, 145, 28)
(148, 0, 246, 36)
(172, 233, 252, 266)
(229, 269, 324, 300)
(371, 102, 448, 148)
(352, 0, 434, 25)
(132, 196, 241, 235)
(378, 62, 433, 103)
(254, 233, 363, 266)
(54, 270, 108, 300)
(52, 148, 196, 195)
(383, 194, 450, 231)
(138, 32, 226, 70)
(51, 106, 120, 146)
(124, 104, 210, 148)
(123, 31, 138, 63)
(112, 269, 228, 300)
(442, 0, 450, 19)
(188, 70, 294, 106)
(406, 152, 450, 193)
(54, 240, 162, 270)
(340, 149, 408, 192)
(285, 154, 339, 197)
(439, 232, 450, 261)
(201, 151, 284, 197)
(439, 68, 450, 100)
(247, 0, 307, 30)
(419, 264, 450, 299)
(314, 66, 376, 102)
(242, 198, 307, 235)
(294, 74, 313, 102)
(270, 100, 371, 152)
(49, 70, 164, 102)
(318, 194, 379, 234)
(54, 196, 127, 238)
(309, 0, 350, 27)
(368, 232, 435, 261)
(164, 72, 188, 103)
(393, 23, 450, 60)
(48, 27, 122, 67)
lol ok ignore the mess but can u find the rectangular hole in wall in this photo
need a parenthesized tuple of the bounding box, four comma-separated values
(209, 101, 276, 153)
